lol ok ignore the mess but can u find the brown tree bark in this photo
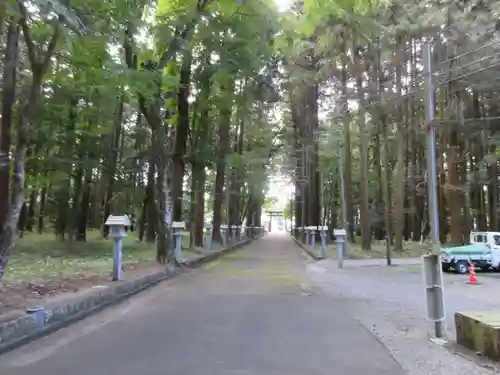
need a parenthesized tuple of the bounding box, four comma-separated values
(353, 43, 371, 250)
(102, 95, 124, 238)
(212, 79, 233, 244)
(0, 12, 61, 279)
(0, 21, 20, 235)
(171, 51, 192, 222)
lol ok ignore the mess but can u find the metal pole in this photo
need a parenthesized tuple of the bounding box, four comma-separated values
(423, 41, 445, 339)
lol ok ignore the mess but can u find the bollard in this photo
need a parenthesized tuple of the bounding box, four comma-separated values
(174, 230, 181, 261)
(221, 225, 228, 247)
(231, 225, 237, 243)
(240, 226, 245, 241)
(113, 235, 123, 279)
(334, 228, 346, 269)
(172, 222, 186, 263)
(105, 215, 131, 281)
(305, 228, 310, 245)
(255, 226, 263, 237)
(311, 229, 316, 249)
(205, 223, 212, 250)
(320, 227, 327, 259)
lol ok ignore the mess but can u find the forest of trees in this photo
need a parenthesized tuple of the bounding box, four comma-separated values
(0, 0, 499, 279)
(283, 0, 500, 252)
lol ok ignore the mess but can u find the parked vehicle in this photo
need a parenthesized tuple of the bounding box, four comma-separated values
(440, 231, 500, 273)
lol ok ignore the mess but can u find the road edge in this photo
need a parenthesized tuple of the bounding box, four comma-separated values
(0, 235, 262, 355)
(290, 235, 322, 260)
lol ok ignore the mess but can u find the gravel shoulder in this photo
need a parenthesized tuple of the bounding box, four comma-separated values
(306, 259, 500, 375)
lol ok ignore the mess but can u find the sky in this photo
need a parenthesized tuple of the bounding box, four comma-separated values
(275, 0, 292, 12)
(263, 0, 294, 209)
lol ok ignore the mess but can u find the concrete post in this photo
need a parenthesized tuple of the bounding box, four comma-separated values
(105, 215, 131, 281)
(221, 225, 227, 247)
(204, 223, 213, 250)
(113, 236, 123, 280)
(172, 222, 185, 263)
(334, 228, 346, 269)
(174, 229, 181, 261)
(320, 227, 327, 259)
(231, 225, 237, 243)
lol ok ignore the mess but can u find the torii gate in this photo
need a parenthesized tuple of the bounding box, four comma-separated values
(265, 209, 284, 232)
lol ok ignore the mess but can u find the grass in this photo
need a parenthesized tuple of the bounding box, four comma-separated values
(2, 230, 195, 286)
(325, 238, 429, 260)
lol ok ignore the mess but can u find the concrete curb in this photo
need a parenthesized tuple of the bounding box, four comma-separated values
(0, 235, 262, 354)
(290, 235, 323, 261)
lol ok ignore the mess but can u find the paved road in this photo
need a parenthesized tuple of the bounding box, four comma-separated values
(0, 234, 404, 375)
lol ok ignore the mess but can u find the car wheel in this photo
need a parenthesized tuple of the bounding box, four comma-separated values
(455, 260, 469, 274)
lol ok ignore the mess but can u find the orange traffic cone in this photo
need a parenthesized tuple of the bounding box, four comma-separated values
(467, 263, 480, 285)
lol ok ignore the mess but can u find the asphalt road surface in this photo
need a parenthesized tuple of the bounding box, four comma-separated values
(0, 233, 405, 375)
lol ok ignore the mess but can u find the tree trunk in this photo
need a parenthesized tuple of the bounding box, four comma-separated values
(212, 80, 233, 244)
(26, 189, 37, 232)
(353, 44, 371, 250)
(145, 161, 156, 242)
(340, 34, 355, 242)
(76, 174, 92, 241)
(393, 36, 405, 251)
(102, 95, 124, 238)
(0, 10, 60, 277)
(37, 186, 47, 234)
(171, 51, 192, 222)
(0, 21, 20, 235)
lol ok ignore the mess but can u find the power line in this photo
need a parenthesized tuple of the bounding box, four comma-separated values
(437, 39, 500, 66)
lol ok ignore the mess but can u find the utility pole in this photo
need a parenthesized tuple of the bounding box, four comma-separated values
(422, 41, 446, 339)
(424, 44, 440, 252)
